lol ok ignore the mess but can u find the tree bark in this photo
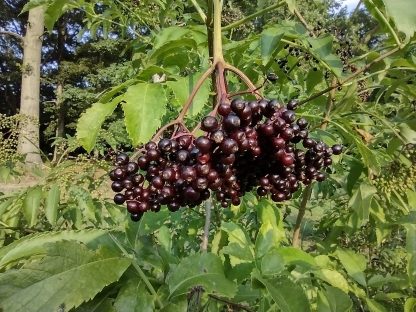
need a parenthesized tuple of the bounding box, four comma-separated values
(17, 6, 45, 165)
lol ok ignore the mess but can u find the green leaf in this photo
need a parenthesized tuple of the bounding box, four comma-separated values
(408, 254, 416, 287)
(45, 184, 60, 226)
(0, 229, 114, 268)
(349, 183, 377, 227)
(261, 249, 285, 276)
(167, 71, 211, 116)
(122, 83, 167, 146)
(156, 225, 172, 251)
(335, 249, 367, 286)
(255, 199, 286, 258)
(306, 36, 343, 77)
(275, 247, 317, 269)
(317, 285, 353, 312)
(150, 39, 197, 64)
(44, 0, 69, 31)
(253, 270, 311, 312)
(221, 222, 254, 266)
(313, 269, 350, 293)
(405, 224, 416, 255)
(76, 95, 122, 152)
(399, 122, 416, 144)
(405, 298, 416, 312)
(306, 70, 324, 94)
(153, 27, 192, 50)
(21, 0, 49, 13)
(167, 253, 237, 299)
(114, 279, 154, 312)
(283, 0, 296, 13)
(0, 198, 14, 217)
(365, 298, 388, 312)
(23, 186, 42, 227)
(0, 241, 131, 312)
(382, 0, 416, 39)
(261, 28, 284, 66)
(333, 120, 380, 173)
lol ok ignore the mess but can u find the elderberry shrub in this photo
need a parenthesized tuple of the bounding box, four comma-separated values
(109, 98, 342, 221)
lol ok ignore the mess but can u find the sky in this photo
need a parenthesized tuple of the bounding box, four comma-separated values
(343, 0, 360, 11)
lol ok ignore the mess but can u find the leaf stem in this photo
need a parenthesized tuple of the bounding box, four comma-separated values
(190, 0, 207, 22)
(292, 184, 312, 248)
(109, 233, 164, 309)
(224, 64, 262, 99)
(177, 65, 216, 120)
(368, 0, 402, 48)
(222, 1, 285, 31)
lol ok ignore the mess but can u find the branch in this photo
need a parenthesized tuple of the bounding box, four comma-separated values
(299, 46, 401, 105)
(208, 294, 254, 312)
(222, 1, 285, 31)
(292, 184, 312, 248)
(0, 30, 23, 44)
(201, 198, 212, 252)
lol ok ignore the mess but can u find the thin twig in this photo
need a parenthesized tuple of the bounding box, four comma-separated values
(208, 294, 254, 312)
(321, 76, 337, 130)
(222, 1, 285, 31)
(299, 46, 401, 105)
(0, 30, 23, 43)
(292, 184, 312, 248)
(201, 198, 212, 252)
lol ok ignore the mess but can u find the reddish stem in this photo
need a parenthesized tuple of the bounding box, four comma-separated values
(177, 65, 216, 120)
(224, 64, 262, 99)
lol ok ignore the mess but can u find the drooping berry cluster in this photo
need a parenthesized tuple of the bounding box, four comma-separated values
(109, 98, 342, 221)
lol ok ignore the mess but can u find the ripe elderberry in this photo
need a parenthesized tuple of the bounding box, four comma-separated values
(109, 98, 342, 220)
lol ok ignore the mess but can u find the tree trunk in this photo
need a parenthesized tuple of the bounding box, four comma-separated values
(17, 6, 45, 165)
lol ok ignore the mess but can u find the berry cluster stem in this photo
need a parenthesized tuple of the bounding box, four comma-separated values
(147, 0, 261, 144)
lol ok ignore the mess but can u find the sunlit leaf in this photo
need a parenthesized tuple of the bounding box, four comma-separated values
(122, 83, 167, 146)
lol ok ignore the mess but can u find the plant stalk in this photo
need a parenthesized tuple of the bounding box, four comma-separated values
(201, 198, 213, 252)
(109, 234, 164, 308)
(212, 0, 224, 63)
(292, 184, 312, 248)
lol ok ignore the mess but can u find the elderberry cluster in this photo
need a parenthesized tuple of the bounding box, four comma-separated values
(109, 98, 342, 221)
